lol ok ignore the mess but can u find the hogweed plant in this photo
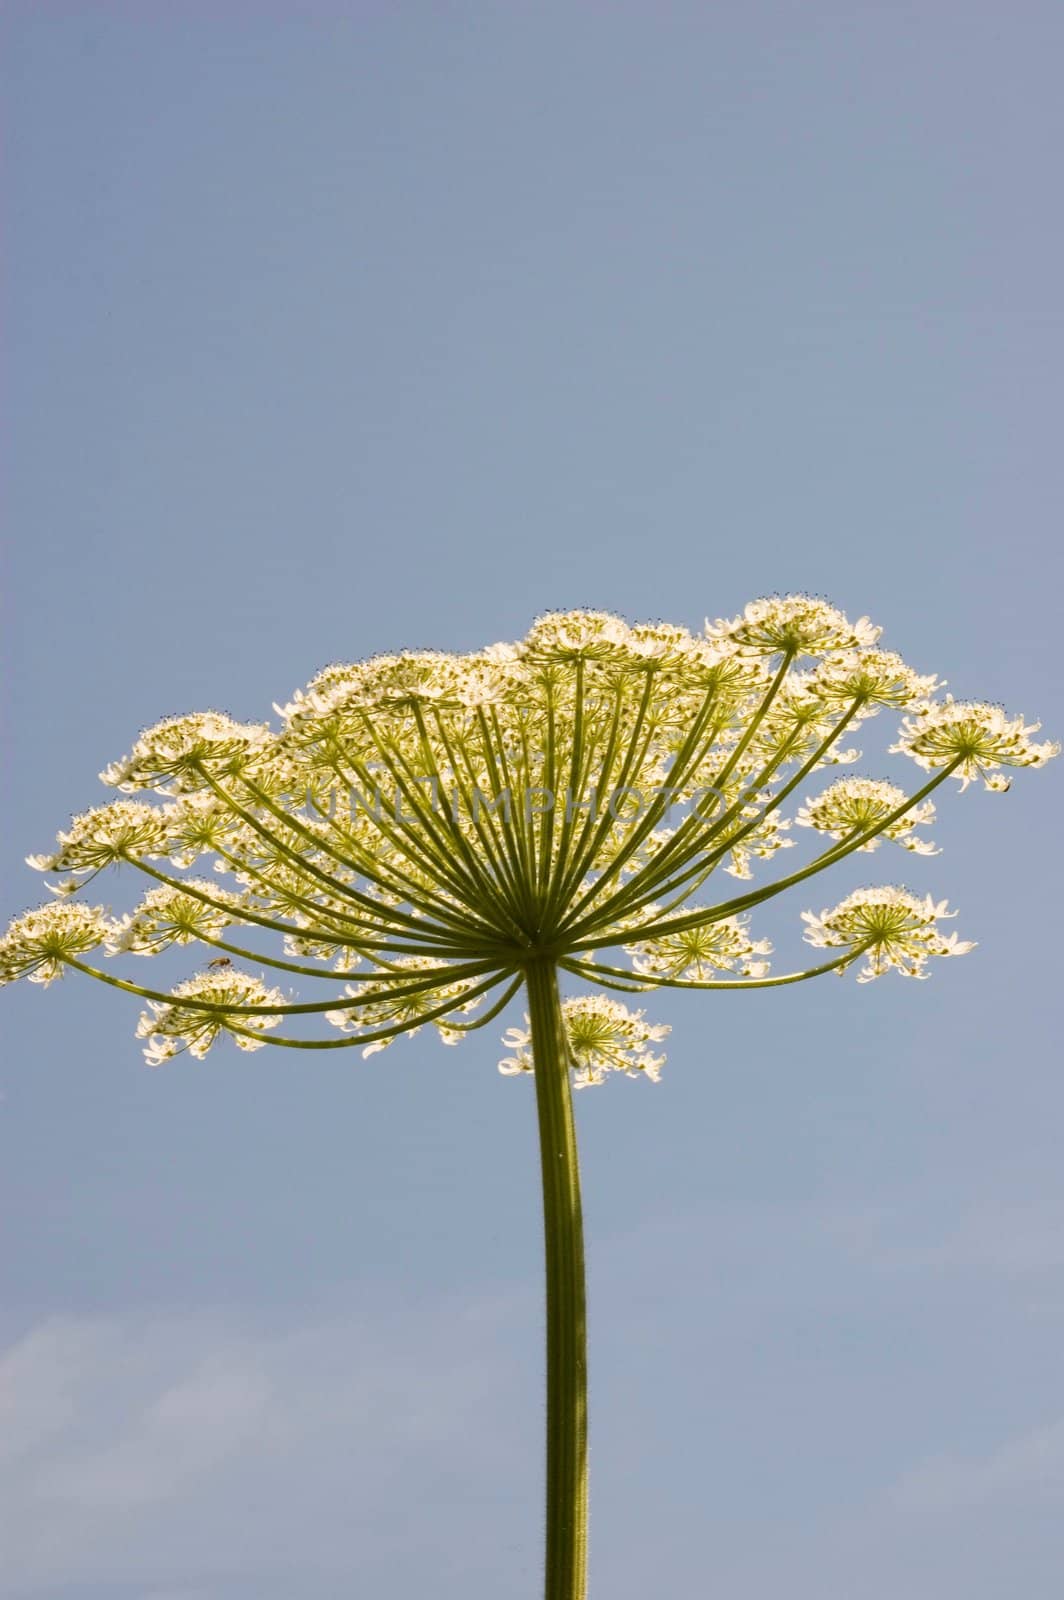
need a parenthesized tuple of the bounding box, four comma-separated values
(3, 597, 1058, 1600)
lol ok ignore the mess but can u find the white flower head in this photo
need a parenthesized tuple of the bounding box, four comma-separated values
(625, 620, 697, 662)
(108, 881, 243, 954)
(27, 801, 167, 882)
(795, 778, 938, 854)
(162, 793, 244, 868)
(801, 886, 975, 982)
(355, 651, 467, 711)
(282, 650, 526, 735)
(101, 712, 274, 794)
(325, 956, 481, 1056)
(0, 902, 114, 986)
(283, 931, 362, 973)
(809, 649, 940, 712)
(706, 596, 881, 660)
(524, 610, 633, 663)
(275, 662, 362, 731)
(500, 995, 670, 1088)
(627, 915, 772, 980)
(135, 969, 286, 1065)
(892, 698, 1060, 790)
(720, 808, 794, 880)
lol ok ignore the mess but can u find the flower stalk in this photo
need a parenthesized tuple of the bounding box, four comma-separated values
(2, 596, 1057, 1599)
(527, 957, 589, 1600)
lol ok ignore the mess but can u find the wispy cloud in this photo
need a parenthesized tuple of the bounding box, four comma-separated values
(827, 1200, 1064, 1276)
(890, 1414, 1064, 1514)
(0, 1290, 536, 1597)
(6, 1208, 1064, 1599)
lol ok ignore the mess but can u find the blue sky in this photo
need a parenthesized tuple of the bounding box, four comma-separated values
(2, 4, 1062, 1596)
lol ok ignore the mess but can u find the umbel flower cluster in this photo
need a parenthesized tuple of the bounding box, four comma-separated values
(4, 596, 1057, 1600)
(2, 598, 1057, 1080)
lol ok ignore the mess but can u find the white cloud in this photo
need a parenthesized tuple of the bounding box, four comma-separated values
(828, 1200, 1064, 1276)
(890, 1415, 1064, 1515)
(0, 1290, 536, 1596)
(6, 1212, 1064, 1600)
(37, 1354, 273, 1511)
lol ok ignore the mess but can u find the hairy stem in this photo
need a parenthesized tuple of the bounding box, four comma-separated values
(526, 957, 589, 1600)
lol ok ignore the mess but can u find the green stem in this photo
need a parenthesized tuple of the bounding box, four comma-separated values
(559, 942, 870, 991)
(526, 958, 589, 1600)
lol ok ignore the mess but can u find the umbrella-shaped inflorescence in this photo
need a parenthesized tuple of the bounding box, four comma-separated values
(3, 597, 1057, 1600)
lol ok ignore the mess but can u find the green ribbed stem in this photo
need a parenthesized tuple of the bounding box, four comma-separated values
(526, 957, 589, 1600)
